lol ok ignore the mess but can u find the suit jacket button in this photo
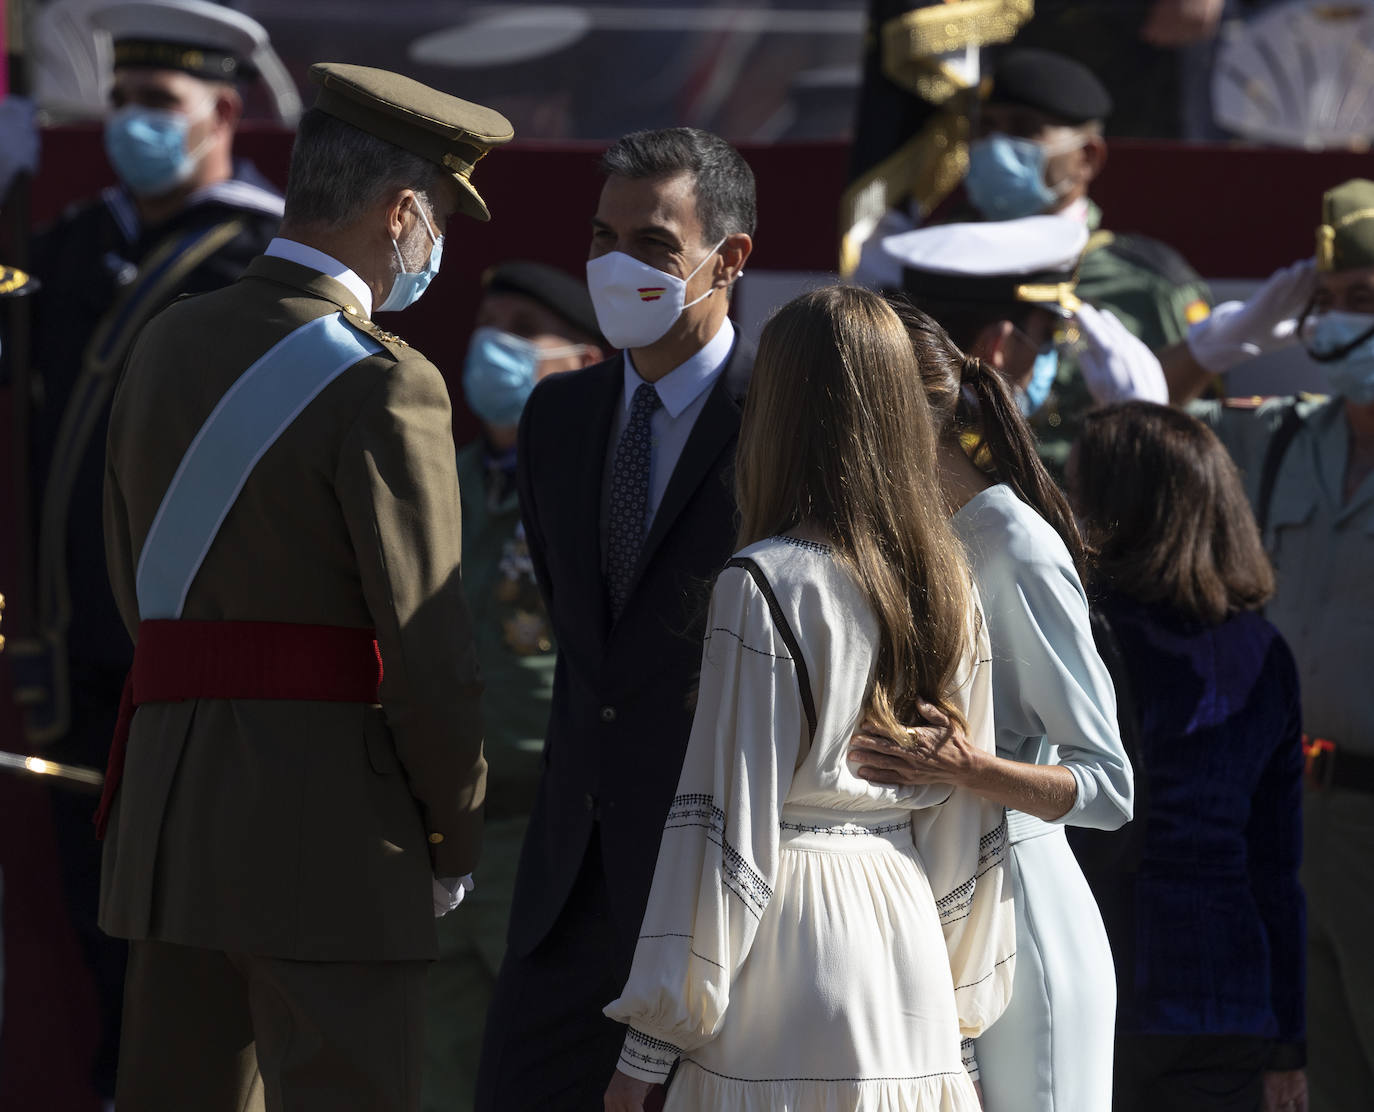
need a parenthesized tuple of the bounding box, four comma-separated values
(428, 832, 444, 845)
(600, 706, 616, 722)
(584, 792, 596, 812)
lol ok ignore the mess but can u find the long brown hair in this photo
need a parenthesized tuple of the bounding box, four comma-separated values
(1071, 402, 1275, 625)
(735, 285, 975, 736)
(886, 298, 1089, 579)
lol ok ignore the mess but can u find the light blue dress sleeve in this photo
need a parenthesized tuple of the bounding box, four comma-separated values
(955, 487, 1134, 831)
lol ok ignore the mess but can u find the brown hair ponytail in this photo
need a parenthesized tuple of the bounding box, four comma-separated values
(886, 297, 1089, 580)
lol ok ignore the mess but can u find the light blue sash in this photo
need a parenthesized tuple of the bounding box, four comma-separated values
(135, 312, 383, 620)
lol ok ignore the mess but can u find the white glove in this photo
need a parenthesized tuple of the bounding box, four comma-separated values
(1185, 259, 1317, 373)
(1074, 301, 1169, 405)
(432, 874, 474, 917)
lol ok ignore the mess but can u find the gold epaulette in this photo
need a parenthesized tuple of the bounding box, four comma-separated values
(341, 304, 411, 348)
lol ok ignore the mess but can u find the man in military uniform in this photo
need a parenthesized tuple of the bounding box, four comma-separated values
(881, 214, 1168, 418)
(1166, 180, 1374, 1112)
(970, 48, 1213, 472)
(424, 262, 604, 1111)
(857, 48, 1210, 475)
(100, 63, 511, 1111)
(16, 3, 286, 1099)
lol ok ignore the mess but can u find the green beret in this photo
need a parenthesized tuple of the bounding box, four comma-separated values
(1317, 179, 1374, 272)
(989, 48, 1113, 126)
(309, 63, 514, 222)
(482, 261, 603, 342)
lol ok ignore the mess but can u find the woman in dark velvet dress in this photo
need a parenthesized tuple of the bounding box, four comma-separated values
(1068, 402, 1308, 1112)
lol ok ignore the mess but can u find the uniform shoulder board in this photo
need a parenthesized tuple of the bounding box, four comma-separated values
(1222, 395, 1266, 410)
(1101, 232, 1206, 288)
(343, 309, 411, 350)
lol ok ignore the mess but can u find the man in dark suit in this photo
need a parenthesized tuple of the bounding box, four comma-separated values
(475, 128, 755, 1111)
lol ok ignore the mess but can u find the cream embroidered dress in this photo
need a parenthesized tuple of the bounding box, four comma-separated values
(605, 536, 1016, 1111)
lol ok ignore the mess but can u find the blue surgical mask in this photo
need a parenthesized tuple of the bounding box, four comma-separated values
(1309, 310, 1374, 404)
(462, 326, 587, 426)
(964, 133, 1081, 221)
(103, 100, 214, 197)
(377, 203, 443, 313)
(1016, 348, 1059, 416)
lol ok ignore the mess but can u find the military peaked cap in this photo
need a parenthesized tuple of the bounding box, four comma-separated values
(482, 261, 603, 341)
(310, 63, 514, 223)
(989, 48, 1114, 126)
(92, 0, 271, 82)
(883, 215, 1089, 315)
(1317, 179, 1374, 272)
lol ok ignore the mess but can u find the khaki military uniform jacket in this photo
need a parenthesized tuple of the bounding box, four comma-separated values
(100, 255, 486, 962)
(1192, 394, 1374, 754)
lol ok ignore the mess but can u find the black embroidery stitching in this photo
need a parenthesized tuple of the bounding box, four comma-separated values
(626, 1027, 684, 1057)
(705, 625, 793, 662)
(954, 951, 1017, 992)
(773, 535, 831, 554)
(936, 822, 1007, 926)
(664, 793, 773, 918)
(778, 818, 910, 836)
(678, 1060, 965, 1084)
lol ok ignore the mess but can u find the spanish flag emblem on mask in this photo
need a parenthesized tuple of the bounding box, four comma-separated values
(637, 287, 666, 302)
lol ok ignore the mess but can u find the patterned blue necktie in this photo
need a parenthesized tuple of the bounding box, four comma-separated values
(606, 381, 662, 619)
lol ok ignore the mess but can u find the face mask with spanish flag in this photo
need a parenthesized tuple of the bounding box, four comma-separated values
(585, 238, 725, 349)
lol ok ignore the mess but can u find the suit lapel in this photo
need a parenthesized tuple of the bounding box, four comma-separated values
(624, 336, 751, 603)
(579, 355, 626, 648)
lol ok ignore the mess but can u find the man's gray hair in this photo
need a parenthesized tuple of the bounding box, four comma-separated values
(284, 108, 447, 229)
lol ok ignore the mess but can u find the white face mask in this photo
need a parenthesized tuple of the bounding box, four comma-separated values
(585, 238, 727, 349)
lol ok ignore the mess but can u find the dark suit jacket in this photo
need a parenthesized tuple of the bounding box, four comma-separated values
(509, 334, 754, 956)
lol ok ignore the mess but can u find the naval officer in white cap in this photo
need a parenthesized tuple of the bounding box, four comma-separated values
(880, 214, 1168, 423)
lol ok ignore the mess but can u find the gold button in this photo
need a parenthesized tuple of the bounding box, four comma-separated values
(428, 832, 444, 845)
(343, 304, 358, 315)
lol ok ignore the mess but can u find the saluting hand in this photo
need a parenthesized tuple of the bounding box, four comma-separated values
(850, 701, 978, 787)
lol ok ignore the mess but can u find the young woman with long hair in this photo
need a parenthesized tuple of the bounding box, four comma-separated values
(1069, 402, 1305, 1112)
(603, 286, 1016, 1112)
(850, 302, 1133, 1111)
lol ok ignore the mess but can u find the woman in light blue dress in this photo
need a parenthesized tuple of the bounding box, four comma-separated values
(852, 304, 1133, 1112)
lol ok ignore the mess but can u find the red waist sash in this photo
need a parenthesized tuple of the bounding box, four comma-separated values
(95, 620, 383, 837)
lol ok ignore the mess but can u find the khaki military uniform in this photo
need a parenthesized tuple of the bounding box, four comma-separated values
(1033, 203, 1212, 476)
(1193, 394, 1374, 1111)
(102, 254, 487, 1111)
(422, 441, 554, 1112)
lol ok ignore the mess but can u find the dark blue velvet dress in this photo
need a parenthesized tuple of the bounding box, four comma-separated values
(1081, 593, 1305, 1064)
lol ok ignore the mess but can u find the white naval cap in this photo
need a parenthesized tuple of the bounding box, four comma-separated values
(880, 215, 1088, 314)
(90, 0, 301, 122)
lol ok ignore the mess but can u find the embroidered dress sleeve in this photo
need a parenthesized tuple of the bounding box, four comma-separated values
(604, 564, 805, 1084)
(990, 543, 1133, 831)
(911, 606, 1016, 1062)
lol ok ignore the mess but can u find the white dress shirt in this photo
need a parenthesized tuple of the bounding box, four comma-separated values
(264, 237, 374, 318)
(601, 316, 736, 547)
